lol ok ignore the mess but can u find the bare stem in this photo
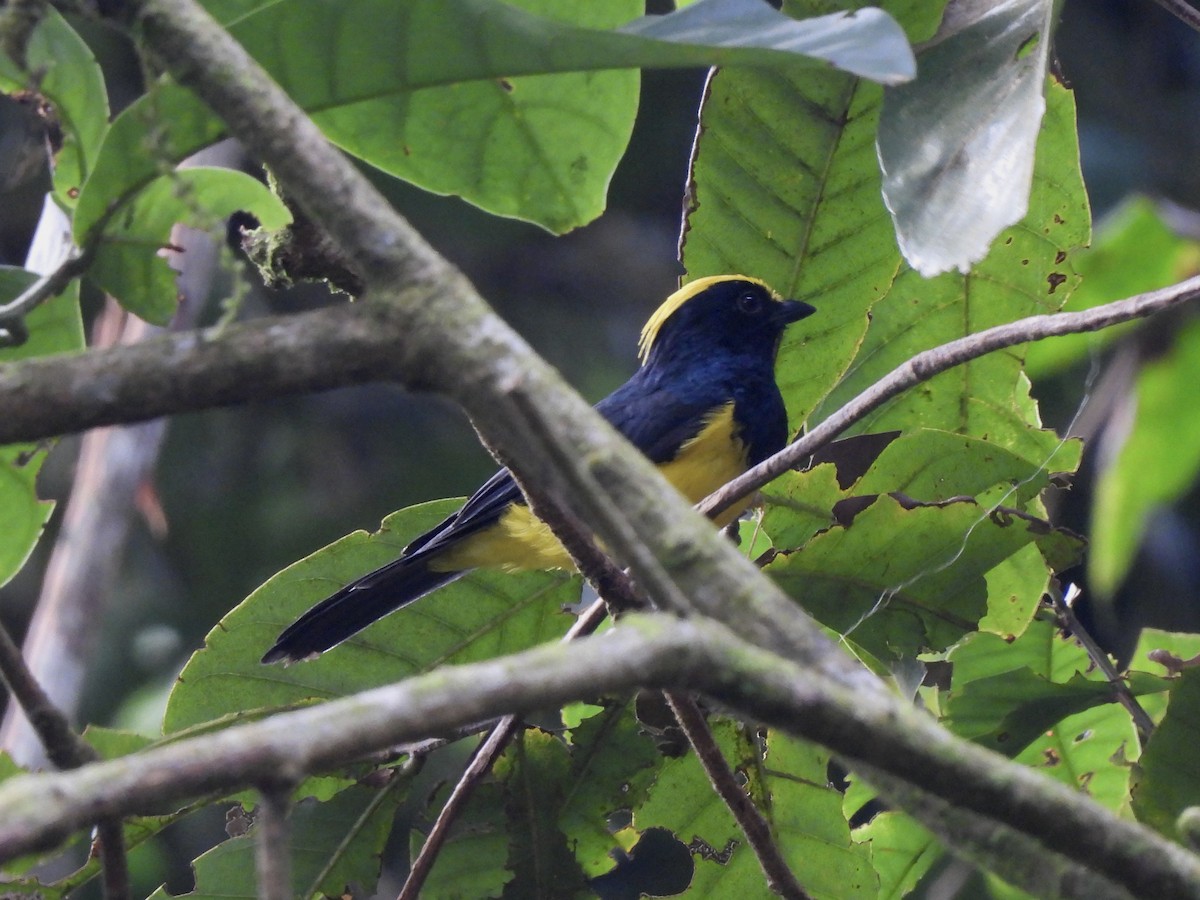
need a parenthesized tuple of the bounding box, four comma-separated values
(664, 692, 811, 899)
(0, 620, 94, 770)
(95, 819, 130, 900)
(255, 783, 293, 900)
(700, 275, 1200, 520)
(0, 618, 132, 898)
(397, 718, 519, 900)
(1149, 0, 1200, 35)
(1049, 583, 1156, 744)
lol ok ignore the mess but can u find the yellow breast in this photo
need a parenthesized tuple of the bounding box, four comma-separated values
(432, 403, 751, 572)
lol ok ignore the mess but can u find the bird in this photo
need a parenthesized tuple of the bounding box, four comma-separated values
(262, 276, 815, 664)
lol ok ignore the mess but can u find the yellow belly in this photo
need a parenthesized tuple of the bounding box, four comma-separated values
(432, 403, 751, 572)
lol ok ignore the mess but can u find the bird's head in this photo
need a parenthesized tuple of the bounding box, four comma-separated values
(638, 275, 815, 368)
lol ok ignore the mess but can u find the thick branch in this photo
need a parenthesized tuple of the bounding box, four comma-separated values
(0, 301, 433, 442)
(0, 616, 1195, 899)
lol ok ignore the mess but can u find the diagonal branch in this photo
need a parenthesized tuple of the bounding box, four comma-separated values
(699, 273, 1200, 519)
(0, 621, 130, 900)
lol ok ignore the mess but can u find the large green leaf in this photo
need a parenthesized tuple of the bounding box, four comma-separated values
(757, 733, 876, 899)
(495, 730, 590, 896)
(88, 168, 291, 323)
(766, 495, 1079, 662)
(945, 618, 1166, 755)
(416, 767, 513, 900)
(0, 268, 83, 590)
(854, 428, 1080, 508)
(852, 809, 940, 900)
(163, 500, 580, 733)
(634, 719, 757, 894)
(76, 0, 914, 242)
(682, 1, 940, 427)
(878, 0, 1056, 275)
(1013, 702, 1138, 813)
(559, 700, 660, 878)
(817, 81, 1089, 459)
(0, 7, 108, 206)
(148, 783, 403, 900)
(1090, 317, 1200, 596)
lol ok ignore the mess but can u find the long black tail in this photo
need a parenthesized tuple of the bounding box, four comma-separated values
(261, 556, 465, 664)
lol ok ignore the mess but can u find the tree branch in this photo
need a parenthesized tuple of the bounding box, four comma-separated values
(0, 615, 1195, 899)
(398, 718, 519, 900)
(255, 782, 294, 900)
(700, 273, 1200, 520)
(1149, 0, 1200, 35)
(1049, 583, 1156, 744)
(664, 692, 810, 900)
(0, 609, 131, 900)
(0, 622, 95, 771)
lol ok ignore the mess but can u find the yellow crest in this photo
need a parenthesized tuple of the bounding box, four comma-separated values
(637, 275, 781, 363)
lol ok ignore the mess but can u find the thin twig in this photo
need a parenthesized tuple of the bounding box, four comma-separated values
(1049, 583, 1156, 744)
(700, 274, 1200, 520)
(397, 717, 519, 900)
(397, 596, 614, 899)
(0, 620, 133, 899)
(0, 621, 94, 770)
(255, 782, 294, 900)
(1150, 0, 1200, 34)
(664, 692, 811, 900)
(94, 819, 130, 900)
(0, 251, 90, 348)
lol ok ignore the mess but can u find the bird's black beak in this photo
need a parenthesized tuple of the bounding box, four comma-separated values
(776, 299, 817, 324)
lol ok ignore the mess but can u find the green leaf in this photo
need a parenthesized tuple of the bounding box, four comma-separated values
(978, 543, 1051, 641)
(879, 0, 1056, 275)
(163, 500, 579, 733)
(855, 428, 1081, 507)
(681, 1, 934, 428)
(1013, 702, 1138, 813)
(1131, 669, 1200, 839)
(416, 772, 512, 899)
(559, 701, 660, 877)
(682, 54, 895, 427)
(77, 0, 914, 241)
(759, 733, 876, 899)
(760, 465, 843, 550)
(1090, 317, 1200, 596)
(634, 719, 754, 894)
(82, 725, 155, 759)
(149, 784, 403, 900)
(495, 730, 590, 896)
(766, 495, 1078, 661)
(1127, 629, 1200, 721)
(1026, 197, 1200, 378)
(853, 811, 940, 900)
(817, 81, 1089, 460)
(0, 7, 108, 205)
(0, 268, 83, 590)
(88, 168, 291, 323)
(945, 618, 1166, 755)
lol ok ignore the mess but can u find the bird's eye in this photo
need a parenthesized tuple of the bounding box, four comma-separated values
(737, 291, 764, 315)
